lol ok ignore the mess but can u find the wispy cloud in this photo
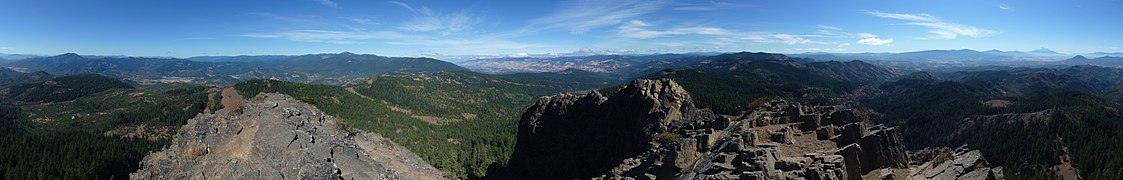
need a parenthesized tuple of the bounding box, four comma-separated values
(242, 30, 413, 44)
(176, 37, 215, 41)
(673, 1, 741, 11)
(390, 1, 480, 35)
(242, 29, 541, 53)
(812, 25, 860, 38)
(386, 39, 542, 53)
(864, 10, 996, 39)
(862, 11, 939, 22)
(247, 12, 316, 23)
(837, 43, 850, 47)
(531, 0, 667, 34)
(786, 48, 847, 52)
(817, 25, 842, 31)
(616, 20, 816, 45)
(998, 5, 1011, 10)
(348, 18, 377, 24)
(855, 33, 893, 45)
(616, 20, 730, 39)
(386, 1, 418, 13)
(770, 34, 812, 45)
(0, 47, 14, 50)
(906, 22, 995, 39)
(312, 0, 338, 8)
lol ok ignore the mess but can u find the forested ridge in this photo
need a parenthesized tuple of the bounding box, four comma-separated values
(0, 74, 210, 179)
(866, 72, 1123, 179)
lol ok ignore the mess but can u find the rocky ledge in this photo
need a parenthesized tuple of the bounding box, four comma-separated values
(130, 93, 445, 179)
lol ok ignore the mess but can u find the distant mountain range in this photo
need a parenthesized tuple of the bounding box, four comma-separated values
(1, 52, 466, 85)
(0, 53, 42, 60)
(459, 49, 1117, 74)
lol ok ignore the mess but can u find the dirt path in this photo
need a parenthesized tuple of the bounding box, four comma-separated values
(344, 87, 374, 100)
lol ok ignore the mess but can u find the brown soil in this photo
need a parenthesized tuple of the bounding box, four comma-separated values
(219, 121, 258, 160)
(220, 87, 245, 110)
(749, 124, 839, 158)
(460, 113, 478, 120)
(345, 87, 374, 100)
(982, 99, 1012, 108)
(1053, 144, 1083, 180)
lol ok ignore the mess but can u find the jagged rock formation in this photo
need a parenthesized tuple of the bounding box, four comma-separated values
(505, 79, 722, 179)
(501, 79, 931, 179)
(131, 93, 444, 179)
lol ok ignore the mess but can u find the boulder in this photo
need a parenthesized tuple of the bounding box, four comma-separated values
(816, 126, 835, 140)
(770, 127, 794, 144)
(800, 114, 823, 131)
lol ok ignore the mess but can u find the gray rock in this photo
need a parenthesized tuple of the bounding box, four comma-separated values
(816, 126, 835, 140)
(770, 127, 794, 144)
(839, 123, 865, 146)
(838, 143, 863, 180)
(858, 127, 909, 173)
(130, 93, 444, 180)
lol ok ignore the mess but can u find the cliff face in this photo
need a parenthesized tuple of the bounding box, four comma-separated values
(131, 93, 444, 179)
(502, 79, 997, 179)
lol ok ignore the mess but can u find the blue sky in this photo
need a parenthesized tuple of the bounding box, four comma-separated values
(0, 0, 1120, 59)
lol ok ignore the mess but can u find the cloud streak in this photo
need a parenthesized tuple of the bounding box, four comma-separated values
(242, 30, 413, 44)
(391, 1, 481, 35)
(863, 11, 939, 22)
(615, 20, 816, 45)
(616, 20, 731, 39)
(673, 1, 740, 11)
(241, 29, 541, 54)
(864, 10, 996, 39)
(531, 0, 667, 34)
(312, 0, 338, 8)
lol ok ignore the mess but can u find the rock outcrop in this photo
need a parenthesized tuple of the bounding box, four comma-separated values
(501, 79, 926, 179)
(131, 93, 444, 179)
(504, 79, 722, 179)
(906, 146, 1004, 180)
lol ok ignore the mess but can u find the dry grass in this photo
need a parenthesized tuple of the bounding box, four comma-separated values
(653, 132, 681, 144)
(931, 150, 955, 166)
(186, 145, 206, 160)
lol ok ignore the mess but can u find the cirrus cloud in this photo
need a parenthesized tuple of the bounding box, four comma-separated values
(863, 10, 996, 40)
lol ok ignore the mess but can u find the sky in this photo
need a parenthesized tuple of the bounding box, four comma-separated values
(0, 0, 1121, 59)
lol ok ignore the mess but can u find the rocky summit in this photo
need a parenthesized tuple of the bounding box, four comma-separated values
(503, 79, 723, 179)
(130, 93, 444, 179)
(500, 79, 1002, 179)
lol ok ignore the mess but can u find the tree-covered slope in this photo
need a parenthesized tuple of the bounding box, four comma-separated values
(3, 74, 132, 103)
(866, 72, 1123, 179)
(639, 59, 899, 114)
(0, 75, 211, 179)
